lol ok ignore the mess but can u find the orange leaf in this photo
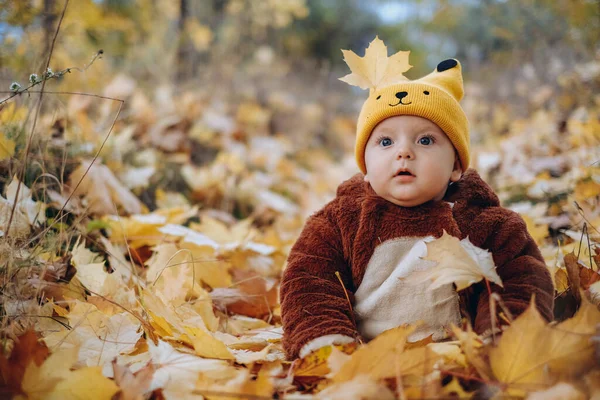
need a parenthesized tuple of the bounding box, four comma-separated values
(0, 331, 49, 396)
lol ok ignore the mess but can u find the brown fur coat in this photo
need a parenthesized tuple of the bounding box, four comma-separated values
(280, 169, 554, 359)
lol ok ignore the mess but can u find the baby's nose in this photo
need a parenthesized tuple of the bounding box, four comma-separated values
(395, 91, 408, 100)
(396, 146, 413, 159)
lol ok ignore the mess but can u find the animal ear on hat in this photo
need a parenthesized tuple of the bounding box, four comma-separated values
(418, 59, 464, 102)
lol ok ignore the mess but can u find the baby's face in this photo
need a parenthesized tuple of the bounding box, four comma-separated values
(364, 115, 462, 207)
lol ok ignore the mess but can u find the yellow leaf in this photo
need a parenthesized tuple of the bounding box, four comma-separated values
(404, 231, 503, 291)
(451, 325, 493, 381)
(575, 178, 600, 203)
(489, 296, 600, 393)
(339, 36, 411, 91)
(240, 361, 279, 398)
(332, 324, 439, 383)
(48, 366, 120, 400)
(293, 344, 335, 377)
(0, 132, 15, 161)
(21, 346, 119, 400)
(183, 326, 234, 360)
(0, 102, 27, 124)
(522, 214, 548, 245)
(553, 267, 570, 294)
(103, 206, 197, 248)
(42, 301, 142, 368)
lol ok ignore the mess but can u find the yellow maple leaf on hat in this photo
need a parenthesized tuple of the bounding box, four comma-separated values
(339, 36, 412, 93)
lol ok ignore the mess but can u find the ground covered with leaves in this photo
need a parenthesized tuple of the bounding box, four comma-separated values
(1, 51, 600, 399)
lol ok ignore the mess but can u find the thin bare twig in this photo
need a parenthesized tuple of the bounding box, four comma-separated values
(5, 0, 70, 237)
(334, 271, 358, 331)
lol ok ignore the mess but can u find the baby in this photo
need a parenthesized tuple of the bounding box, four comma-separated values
(279, 51, 555, 359)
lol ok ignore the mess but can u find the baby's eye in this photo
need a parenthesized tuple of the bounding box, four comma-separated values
(380, 137, 393, 147)
(418, 135, 435, 145)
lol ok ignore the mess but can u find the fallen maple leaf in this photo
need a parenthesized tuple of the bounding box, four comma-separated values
(317, 374, 395, 400)
(67, 160, 144, 215)
(565, 251, 600, 290)
(489, 296, 600, 394)
(0, 331, 49, 397)
(183, 326, 234, 360)
(331, 324, 439, 383)
(20, 346, 119, 400)
(339, 36, 411, 92)
(0, 176, 46, 238)
(42, 301, 142, 368)
(112, 361, 154, 400)
(403, 231, 503, 291)
(148, 340, 232, 396)
(451, 325, 493, 381)
(210, 269, 278, 318)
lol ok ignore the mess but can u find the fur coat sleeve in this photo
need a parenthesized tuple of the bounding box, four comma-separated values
(444, 170, 554, 333)
(279, 206, 360, 359)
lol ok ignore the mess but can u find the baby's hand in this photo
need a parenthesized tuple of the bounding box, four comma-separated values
(333, 341, 360, 355)
(480, 325, 507, 345)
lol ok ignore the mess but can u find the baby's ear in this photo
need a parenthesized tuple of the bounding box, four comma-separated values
(450, 157, 463, 183)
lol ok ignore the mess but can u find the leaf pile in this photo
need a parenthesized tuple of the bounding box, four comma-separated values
(1, 50, 600, 399)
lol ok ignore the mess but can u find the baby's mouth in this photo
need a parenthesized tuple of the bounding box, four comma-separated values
(395, 169, 416, 178)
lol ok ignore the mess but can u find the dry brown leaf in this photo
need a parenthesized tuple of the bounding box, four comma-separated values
(565, 251, 583, 304)
(0, 331, 49, 397)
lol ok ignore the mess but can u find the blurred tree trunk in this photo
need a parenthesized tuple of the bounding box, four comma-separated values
(176, 0, 191, 81)
(43, 0, 57, 57)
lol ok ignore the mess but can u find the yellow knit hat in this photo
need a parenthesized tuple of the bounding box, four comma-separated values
(340, 39, 470, 174)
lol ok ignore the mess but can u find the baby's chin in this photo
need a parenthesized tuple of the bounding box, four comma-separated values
(380, 193, 437, 207)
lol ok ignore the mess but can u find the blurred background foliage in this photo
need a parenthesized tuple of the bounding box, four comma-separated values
(1, 0, 598, 82)
(0, 0, 598, 162)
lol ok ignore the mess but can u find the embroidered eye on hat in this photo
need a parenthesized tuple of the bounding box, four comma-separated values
(340, 37, 470, 175)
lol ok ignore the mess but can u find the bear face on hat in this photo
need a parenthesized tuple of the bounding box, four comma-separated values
(354, 59, 470, 175)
